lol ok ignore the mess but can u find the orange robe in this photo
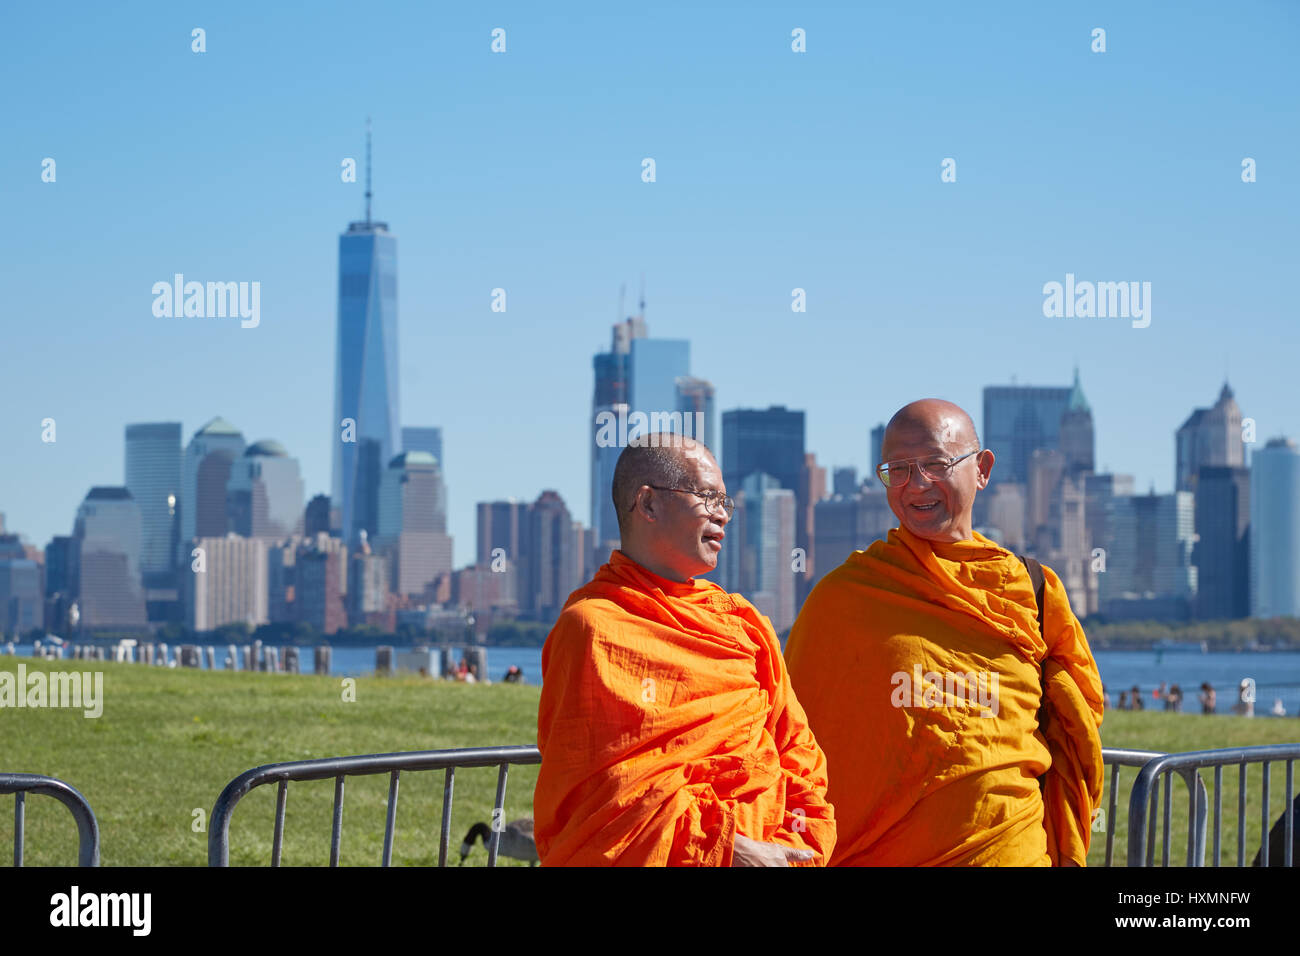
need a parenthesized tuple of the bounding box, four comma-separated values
(534, 549, 836, 866)
(785, 527, 1103, 866)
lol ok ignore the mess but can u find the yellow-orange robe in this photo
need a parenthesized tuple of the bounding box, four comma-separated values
(785, 527, 1103, 866)
(534, 549, 836, 866)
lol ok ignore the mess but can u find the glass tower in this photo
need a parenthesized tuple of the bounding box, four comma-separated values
(332, 126, 399, 545)
(124, 422, 181, 577)
(1250, 438, 1300, 618)
(982, 385, 1073, 488)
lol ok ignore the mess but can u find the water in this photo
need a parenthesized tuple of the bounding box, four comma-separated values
(8, 643, 1300, 715)
(1092, 650, 1300, 717)
(8, 642, 545, 686)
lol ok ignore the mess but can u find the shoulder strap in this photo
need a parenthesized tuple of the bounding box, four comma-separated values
(1016, 554, 1046, 637)
(1016, 554, 1050, 786)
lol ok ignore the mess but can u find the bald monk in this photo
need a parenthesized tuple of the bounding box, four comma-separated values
(785, 399, 1103, 866)
(534, 433, 836, 866)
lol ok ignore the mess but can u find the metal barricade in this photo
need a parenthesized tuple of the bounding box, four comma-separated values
(208, 745, 541, 867)
(1127, 743, 1300, 867)
(1099, 748, 1181, 867)
(0, 772, 100, 866)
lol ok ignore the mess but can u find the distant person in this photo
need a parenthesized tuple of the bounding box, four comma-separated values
(1118, 690, 1130, 711)
(1234, 679, 1255, 717)
(534, 434, 835, 866)
(1199, 682, 1216, 714)
(1270, 698, 1286, 717)
(1102, 685, 1111, 710)
(1156, 682, 1168, 709)
(1167, 684, 1183, 713)
(1130, 686, 1144, 711)
(503, 665, 523, 684)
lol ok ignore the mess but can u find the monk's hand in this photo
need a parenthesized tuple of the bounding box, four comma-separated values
(730, 833, 816, 867)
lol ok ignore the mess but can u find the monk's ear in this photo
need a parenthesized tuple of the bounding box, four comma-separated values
(632, 485, 657, 522)
(975, 449, 994, 488)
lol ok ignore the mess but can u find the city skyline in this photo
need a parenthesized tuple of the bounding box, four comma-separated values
(3, 2, 1296, 569)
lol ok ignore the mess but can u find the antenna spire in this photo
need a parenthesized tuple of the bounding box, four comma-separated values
(365, 117, 373, 226)
(639, 273, 646, 316)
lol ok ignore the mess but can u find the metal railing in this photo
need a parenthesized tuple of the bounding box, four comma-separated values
(1099, 748, 1187, 867)
(0, 773, 100, 866)
(208, 745, 541, 866)
(1127, 743, 1300, 867)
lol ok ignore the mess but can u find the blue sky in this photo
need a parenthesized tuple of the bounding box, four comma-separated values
(2, 1, 1296, 567)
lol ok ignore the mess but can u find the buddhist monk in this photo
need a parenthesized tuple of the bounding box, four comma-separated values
(785, 399, 1103, 866)
(534, 433, 836, 866)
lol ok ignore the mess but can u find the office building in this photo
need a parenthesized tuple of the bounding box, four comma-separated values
(227, 440, 305, 540)
(332, 126, 400, 545)
(124, 422, 182, 577)
(982, 384, 1073, 488)
(179, 417, 246, 564)
(1250, 438, 1300, 618)
(377, 452, 452, 597)
(1176, 382, 1244, 494)
(73, 487, 147, 632)
(402, 426, 443, 468)
(1194, 465, 1250, 620)
(1099, 491, 1196, 620)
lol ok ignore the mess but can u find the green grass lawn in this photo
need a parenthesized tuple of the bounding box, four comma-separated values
(2, 658, 1297, 866)
(1091, 709, 1300, 867)
(1, 658, 540, 866)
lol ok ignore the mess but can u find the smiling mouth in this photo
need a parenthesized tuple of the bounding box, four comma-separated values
(909, 501, 940, 512)
(702, 530, 725, 548)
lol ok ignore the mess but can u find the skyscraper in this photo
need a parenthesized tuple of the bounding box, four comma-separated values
(227, 440, 305, 540)
(674, 376, 717, 451)
(179, 417, 246, 565)
(590, 316, 643, 552)
(832, 467, 859, 497)
(736, 472, 796, 635)
(525, 490, 581, 622)
(628, 338, 690, 437)
(1058, 369, 1095, 478)
(1099, 490, 1196, 620)
(377, 452, 452, 597)
(0, 557, 42, 634)
(1250, 438, 1300, 618)
(1176, 382, 1244, 494)
(589, 308, 705, 557)
(332, 123, 400, 546)
(721, 407, 807, 583)
(402, 427, 443, 468)
(125, 422, 181, 577)
(870, 423, 886, 469)
(1194, 465, 1250, 620)
(982, 384, 1073, 488)
(796, 452, 826, 602)
(72, 487, 147, 632)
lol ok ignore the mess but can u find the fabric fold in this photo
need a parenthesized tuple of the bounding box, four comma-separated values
(535, 549, 837, 866)
(785, 527, 1103, 866)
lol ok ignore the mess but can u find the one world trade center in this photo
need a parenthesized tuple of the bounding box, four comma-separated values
(332, 122, 399, 544)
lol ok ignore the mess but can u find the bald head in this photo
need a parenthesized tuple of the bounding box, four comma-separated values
(882, 399, 979, 461)
(612, 434, 716, 537)
(879, 398, 993, 544)
(610, 433, 727, 582)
